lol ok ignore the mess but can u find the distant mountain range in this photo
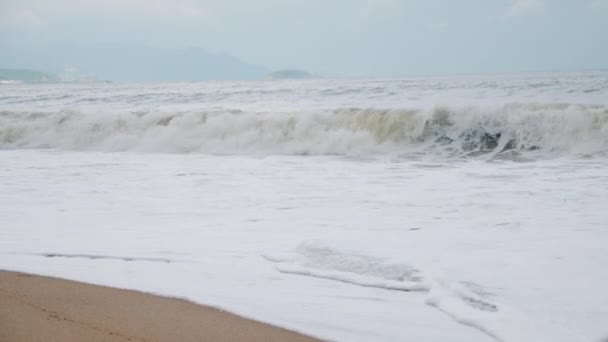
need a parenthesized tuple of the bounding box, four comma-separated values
(0, 42, 269, 81)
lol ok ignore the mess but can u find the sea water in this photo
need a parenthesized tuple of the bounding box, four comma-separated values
(1, 72, 608, 341)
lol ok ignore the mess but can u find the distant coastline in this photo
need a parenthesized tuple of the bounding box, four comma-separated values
(0, 69, 59, 83)
(0, 43, 269, 82)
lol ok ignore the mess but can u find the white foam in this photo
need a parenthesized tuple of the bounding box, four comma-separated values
(2, 74, 607, 341)
(265, 241, 576, 342)
(263, 241, 429, 291)
(1, 103, 607, 157)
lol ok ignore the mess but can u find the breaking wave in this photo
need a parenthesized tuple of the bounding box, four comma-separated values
(1, 103, 607, 158)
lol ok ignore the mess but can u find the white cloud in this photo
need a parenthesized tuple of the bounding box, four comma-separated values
(505, 0, 545, 17)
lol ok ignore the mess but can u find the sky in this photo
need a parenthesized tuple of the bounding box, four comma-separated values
(1, 0, 607, 76)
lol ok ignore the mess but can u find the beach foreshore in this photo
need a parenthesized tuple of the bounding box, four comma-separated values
(0, 270, 320, 342)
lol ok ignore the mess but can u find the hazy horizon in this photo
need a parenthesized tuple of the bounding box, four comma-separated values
(2, 0, 608, 79)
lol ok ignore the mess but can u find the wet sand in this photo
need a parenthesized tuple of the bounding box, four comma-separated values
(0, 270, 320, 342)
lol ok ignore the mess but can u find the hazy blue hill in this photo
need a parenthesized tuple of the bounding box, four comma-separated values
(0, 69, 58, 82)
(269, 69, 313, 79)
(0, 42, 268, 81)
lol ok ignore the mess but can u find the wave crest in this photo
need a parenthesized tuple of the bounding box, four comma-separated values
(1, 103, 607, 158)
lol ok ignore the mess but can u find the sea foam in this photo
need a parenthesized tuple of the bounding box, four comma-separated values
(1, 103, 607, 158)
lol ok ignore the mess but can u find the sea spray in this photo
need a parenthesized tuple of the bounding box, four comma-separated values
(1, 104, 606, 157)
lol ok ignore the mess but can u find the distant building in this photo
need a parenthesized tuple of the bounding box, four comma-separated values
(61, 65, 96, 82)
(62, 65, 78, 82)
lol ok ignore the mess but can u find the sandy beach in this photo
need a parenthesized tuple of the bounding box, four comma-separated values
(0, 271, 320, 342)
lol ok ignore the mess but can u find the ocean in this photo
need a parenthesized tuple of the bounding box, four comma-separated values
(1, 72, 608, 341)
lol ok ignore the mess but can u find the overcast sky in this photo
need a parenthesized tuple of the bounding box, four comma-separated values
(1, 0, 607, 76)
